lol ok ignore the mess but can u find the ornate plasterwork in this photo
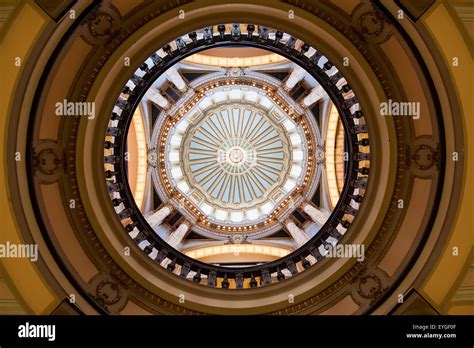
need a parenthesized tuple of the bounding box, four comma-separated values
(408, 135, 440, 178)
(88, 273, 128, 314)
(32, 140, 65, 184)
(153, 80, 320, 237)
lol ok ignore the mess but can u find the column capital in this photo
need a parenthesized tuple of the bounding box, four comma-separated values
(163, 203, 174, 212)
(302, 201, 321, 213)
(180, 220, 192, 229)
(284, 218, 308, 247)
(284, 217, 297, 227)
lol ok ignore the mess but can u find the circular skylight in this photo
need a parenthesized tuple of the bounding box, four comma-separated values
(165, 86, 308, 226)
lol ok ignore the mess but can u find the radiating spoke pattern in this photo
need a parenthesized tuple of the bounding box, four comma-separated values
(165, 88, 308, 225)
(188, 107, 285, 205)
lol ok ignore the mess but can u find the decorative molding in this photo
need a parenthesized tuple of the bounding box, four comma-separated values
(32, 140, 65, 184)
(408, 135, 439, 178)
(350, 267, 390, 306)
(88, 273, 128, 314)
(351, 3, 392, 44)
(80, 3, 122, 45)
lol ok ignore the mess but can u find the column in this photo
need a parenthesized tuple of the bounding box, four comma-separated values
(146, 88, 169, 109)
(167, 222, 190, 249)
(285, 219, 309, 247)
(146, 205, 172, 228)
(164, 66, 187, 92)
(284, 65, 306, 91)
(302, 85, 327, 107)
(303, 203, 329, 226)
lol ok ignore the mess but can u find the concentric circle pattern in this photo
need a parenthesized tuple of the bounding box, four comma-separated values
(103, 23, 371, 288)
(166, 90, 308, 225)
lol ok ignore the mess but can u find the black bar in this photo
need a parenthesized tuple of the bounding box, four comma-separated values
(0, 315, 472, 347)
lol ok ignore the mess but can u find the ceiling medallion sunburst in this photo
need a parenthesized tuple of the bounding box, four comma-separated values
(166, 94, 308, 227)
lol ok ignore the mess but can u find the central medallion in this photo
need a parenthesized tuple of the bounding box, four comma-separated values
(228, 148, 244, 164)
(217, 138, 255, 174)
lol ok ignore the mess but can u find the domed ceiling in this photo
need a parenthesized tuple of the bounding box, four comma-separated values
(106, 25, 368, 274)
(4, 0, 469, 317)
